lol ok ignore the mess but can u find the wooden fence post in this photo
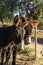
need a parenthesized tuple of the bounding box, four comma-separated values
(35, 26, 37, 60)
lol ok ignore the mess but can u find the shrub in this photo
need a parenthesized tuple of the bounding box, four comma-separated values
(24, 46, 34, 54)
(38, 17, 43, 26)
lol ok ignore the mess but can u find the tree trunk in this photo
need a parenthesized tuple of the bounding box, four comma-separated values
(0, 17, 3, 24)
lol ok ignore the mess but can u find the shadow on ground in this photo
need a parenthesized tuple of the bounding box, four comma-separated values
(31, 37, 43, 44)
(37, 38, 43, 44)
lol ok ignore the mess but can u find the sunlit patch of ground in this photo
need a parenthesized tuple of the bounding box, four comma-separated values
(16, 51, 43, 65)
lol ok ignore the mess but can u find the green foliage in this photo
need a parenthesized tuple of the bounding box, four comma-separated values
(40, 51, 43, 56)
(38, 17, 43, 26)
(0, 0, 17, 19)
(0, 0, 42, 23)
(24, 46, 34, 54)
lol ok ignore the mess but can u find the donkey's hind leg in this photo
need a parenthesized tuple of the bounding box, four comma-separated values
(1, 49, 6, 65)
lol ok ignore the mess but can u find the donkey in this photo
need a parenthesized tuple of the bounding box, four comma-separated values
(0, 24, 21, 65)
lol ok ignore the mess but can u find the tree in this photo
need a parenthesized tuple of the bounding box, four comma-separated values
(16, 0, 41, 19)
(0, 0, 42, 23)
(0, 0, 17, 23)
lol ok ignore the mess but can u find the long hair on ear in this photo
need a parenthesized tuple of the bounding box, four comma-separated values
(14, 15, 19, 25)
(20, 14, 26, 22)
